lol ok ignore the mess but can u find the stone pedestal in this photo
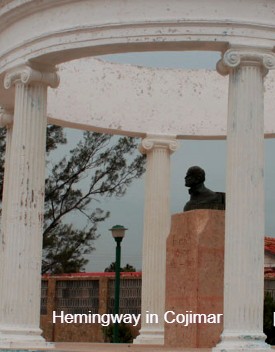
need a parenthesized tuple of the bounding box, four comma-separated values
(165, 210, 225, 348)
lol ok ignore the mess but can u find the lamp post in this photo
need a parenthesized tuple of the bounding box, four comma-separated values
(109, 225, 127, 343)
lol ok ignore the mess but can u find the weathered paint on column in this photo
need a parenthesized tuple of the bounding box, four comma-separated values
(0, 65, 59, 349)
(213, 48, 275, 352)
(134, 135, 179, 345)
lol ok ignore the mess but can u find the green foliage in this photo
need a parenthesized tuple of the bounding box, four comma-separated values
(0, 125, 145, 274)
(264, 292, 275, 345)
(0, 125, 67, 198)
(42, 223, 98, 274)
(0, 128, 6, 198)
(102, 322, 133, 343)
(104, 262, 136, 272)
(43, 130, 145, 274)
(46, 125, 67, 153)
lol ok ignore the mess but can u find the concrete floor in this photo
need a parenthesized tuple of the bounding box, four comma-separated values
(53, 344, 211, 352)
(52, 343, 275, 352)
(1, 343, 274, 352)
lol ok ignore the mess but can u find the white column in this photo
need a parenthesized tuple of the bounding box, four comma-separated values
(213, 48, 275, 351)
(0, 65, 59, 349)
(134, 135, 179, 345)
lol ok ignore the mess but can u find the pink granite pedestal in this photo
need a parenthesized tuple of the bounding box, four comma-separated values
(165, 210, 225, 348)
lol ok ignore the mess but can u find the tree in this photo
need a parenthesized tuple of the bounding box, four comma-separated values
(0, 125, 145, 274)
(0, 125, 67, 196)
(103, 322, 134, 343)
(0, 128, 6, 198)
(104, 262, 136, 272)
(264, 292, 275, 345)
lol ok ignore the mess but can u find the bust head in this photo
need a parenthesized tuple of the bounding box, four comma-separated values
(185, 166, 205, 188)
(183, 165, 225, 211)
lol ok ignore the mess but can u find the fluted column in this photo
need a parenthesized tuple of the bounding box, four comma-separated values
(134, 135, 179, 345)
(213, 48, 275, 351)
(0, 65, 59, 349)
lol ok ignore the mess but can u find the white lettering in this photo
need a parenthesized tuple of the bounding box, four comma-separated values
(74, 313, 88, 323)
(123, 314, 132, 324)
(175, 313, 185, 324)
(132, 313, 141, 326)
(207, 314, 216, 323)
(193, 313, 207, 324)
(164, 311, 175, 323)
(217, 314, 223, 323)
(91, 313, 101, 324)
(164, 311, 222, 326)
(101, 314, 110, 327)
(52, 311, 64, 323)
(110, 314, 124, 324)
(64, 314, 74, 323)
(52, 311, 222, 326)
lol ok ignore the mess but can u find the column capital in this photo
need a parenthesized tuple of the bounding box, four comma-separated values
(0, 109, 13, 128)
(4, 64, 59, 89)
(140, 135, 179, 155)
(216, 47, 275, 76)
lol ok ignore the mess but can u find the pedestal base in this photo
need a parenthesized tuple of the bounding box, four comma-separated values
(0, 326, 54, 350)
(134, 327, 164, 345)
(165, 210, 225, 348)
(213, 348, 271, 352)
(212, 332, 271, 352)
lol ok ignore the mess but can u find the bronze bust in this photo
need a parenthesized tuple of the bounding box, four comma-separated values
(183, 166, 225, 212)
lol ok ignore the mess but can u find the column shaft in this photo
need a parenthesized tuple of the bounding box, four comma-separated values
(225, 65, 264, 332)
(134, 136, 178, 345)
(0, 65, 58, 349)
(214, 48, 275, 351)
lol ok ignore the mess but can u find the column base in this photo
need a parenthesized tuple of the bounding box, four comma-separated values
(0, 325, 54, 350)
(134, 326, 164, 345)
(212, 332, 271, 352)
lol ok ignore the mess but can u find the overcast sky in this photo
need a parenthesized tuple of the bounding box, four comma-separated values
(60, 51, 275, 272)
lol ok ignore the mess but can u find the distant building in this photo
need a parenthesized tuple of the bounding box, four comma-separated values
(264, 236, 275, 267)
(264, 236, 275, 299)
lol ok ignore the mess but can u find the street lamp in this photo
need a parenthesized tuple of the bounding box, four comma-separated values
(109, 225, 127, 343)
